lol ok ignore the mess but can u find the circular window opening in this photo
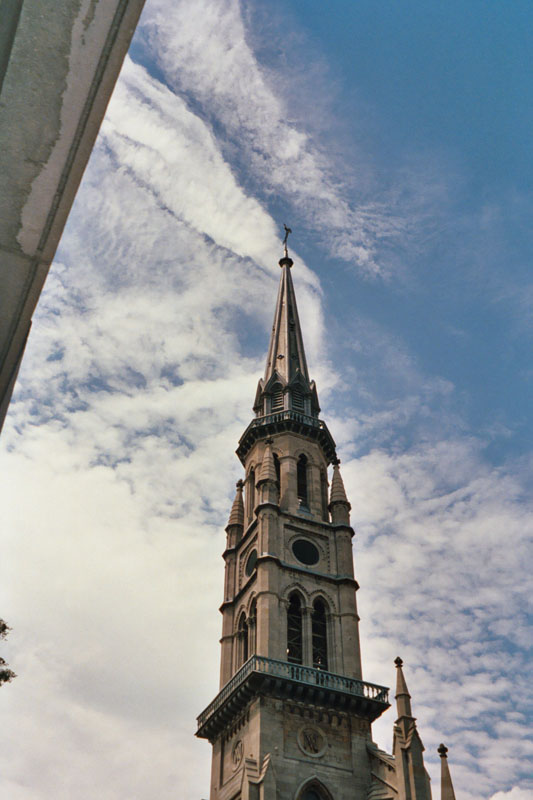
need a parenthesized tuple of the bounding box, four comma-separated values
(292, 539, 319, 566)
(245, 549, 258, 576)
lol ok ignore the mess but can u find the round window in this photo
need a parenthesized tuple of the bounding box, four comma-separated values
(292, 539, 319, 566)
(245, 549, 258, 576)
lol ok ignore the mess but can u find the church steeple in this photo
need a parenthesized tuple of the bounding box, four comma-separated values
(252, 249, 320, 421)
(197, 236, 456, 800)
(240, 244, 334, 468)
(264, 255, 310, 385)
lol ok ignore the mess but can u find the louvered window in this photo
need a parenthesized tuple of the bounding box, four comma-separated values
(271, 389, 284, 411)
(292, 388, 305, 411)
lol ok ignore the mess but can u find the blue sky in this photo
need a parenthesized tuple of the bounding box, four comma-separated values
(1, 2, 532, 798)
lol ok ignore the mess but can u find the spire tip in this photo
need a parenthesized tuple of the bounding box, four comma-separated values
(394, 656, 403, 668)
(438, 743, 448, 758)
(282, 223, 292, 259)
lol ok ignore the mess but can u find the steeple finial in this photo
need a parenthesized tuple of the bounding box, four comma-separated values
(438, 744, 457, 800)
(394, 656, 413, 719)
(282, 223, 292, 259)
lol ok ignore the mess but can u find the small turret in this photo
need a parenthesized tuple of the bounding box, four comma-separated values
(438, 744, 457, 800)
(256, 439, 279, 506)
(225, 480, 244, 548)
(329, 460, 351, 525)
(394, 656, 413, 720)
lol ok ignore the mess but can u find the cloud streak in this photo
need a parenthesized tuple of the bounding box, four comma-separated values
(138, 0, 412, 275)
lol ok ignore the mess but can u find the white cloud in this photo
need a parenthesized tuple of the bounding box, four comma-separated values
(341, 439, 533, 797)
(138, 0, 408, 275)
(490, 789, 533, 800)
(0, 29, 331, 798)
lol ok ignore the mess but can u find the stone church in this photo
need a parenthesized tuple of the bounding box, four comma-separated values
(196, 246, 458, 800)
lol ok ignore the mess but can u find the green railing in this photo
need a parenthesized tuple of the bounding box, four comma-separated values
(248, 410, 323, 430)
(197, 655, 389, 730)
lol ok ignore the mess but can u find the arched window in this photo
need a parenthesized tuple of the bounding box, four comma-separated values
(320, 469, 328, 521)
(299, 781, 332, 800)
(297, 454, 308, 508)
(273, 453, 281, 485)
(311, 598, 328, 670)
(287, 594, 303, 664)
(271, 384, 284, 411)
(247, 467, 255, 520)
(238, 612, 248, 665)
(302, 791, 322, 800)
(249, 599, 257, 656)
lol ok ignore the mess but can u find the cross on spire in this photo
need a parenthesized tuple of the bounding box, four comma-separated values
(282, 223, 292, 258)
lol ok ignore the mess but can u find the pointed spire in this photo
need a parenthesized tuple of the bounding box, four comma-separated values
(264, 256, 310, 385)
(329, 461, 350, 506)
(329, 460, 351, 525)
(394, 657, 413, 719)
(258, 440, 277, 484)
(438, 744, 457, 800)
(256, 439, 279, 507)
(227, 480, 244, 528)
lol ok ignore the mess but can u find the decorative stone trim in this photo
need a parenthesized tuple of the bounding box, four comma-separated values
(297, 724, 327, 758)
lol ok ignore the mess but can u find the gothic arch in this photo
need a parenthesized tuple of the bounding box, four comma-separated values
(293, 446, 316, 465)
(294, 777, 334, 800)
(234, 603, 248, 631)
(236, 610, 249, 666)
(246, 592, 258, 615)
(308, 588, 337, 614)
(248, 596, 257, 656)
(309, 591, 336, 671)
(245, 463, 258, 480)
(282, 583, 310, 606)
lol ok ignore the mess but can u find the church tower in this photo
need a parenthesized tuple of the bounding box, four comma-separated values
(196, 244, 456, 800)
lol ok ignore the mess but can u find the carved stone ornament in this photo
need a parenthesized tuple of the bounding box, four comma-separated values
(231, 739, 244, 769)
(297, 725, 327, 758)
